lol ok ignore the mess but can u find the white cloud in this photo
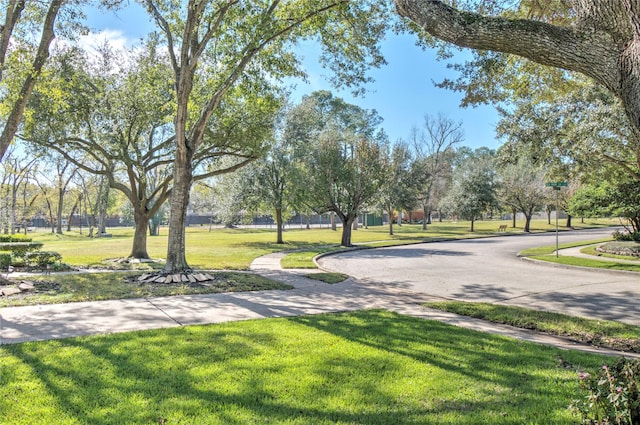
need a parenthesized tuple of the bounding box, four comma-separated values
(77, 30, 132, 54)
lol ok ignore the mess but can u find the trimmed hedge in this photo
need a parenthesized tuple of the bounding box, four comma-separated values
(24, 251, 62, 268)
(0, 242, 43, 257)
(0, 235, 32, 243)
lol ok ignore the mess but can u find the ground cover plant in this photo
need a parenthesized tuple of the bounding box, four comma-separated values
(0, 272, 291, 308)
(426, 302, 640, 353)
(582, 244, 640, 261)
(572, 357, 640, 425)
(0, 310, 612, 424)
(596, 241, 640, 257)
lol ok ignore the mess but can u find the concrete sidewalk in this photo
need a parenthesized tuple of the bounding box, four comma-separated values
(0, 252, 637, 358)
(558, 245, 640, 264)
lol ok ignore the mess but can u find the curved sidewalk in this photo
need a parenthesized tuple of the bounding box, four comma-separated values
(558, 245, 640, 264)
(0, 252, 636, 358)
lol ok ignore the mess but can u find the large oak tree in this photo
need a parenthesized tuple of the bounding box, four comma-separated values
(395, 1, 640, 140)
(143, 0, 389, 272)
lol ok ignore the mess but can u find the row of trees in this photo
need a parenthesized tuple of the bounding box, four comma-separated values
(4, 0, 640, 273)
(6, 78, 635, 261)
(205, 91, 600, 244)
(1, 1, 394, 275)
(0, 144, 120, 237)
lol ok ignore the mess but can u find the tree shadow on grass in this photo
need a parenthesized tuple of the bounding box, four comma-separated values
(292, 310, 608, 422)
(3, 311, 608, 424)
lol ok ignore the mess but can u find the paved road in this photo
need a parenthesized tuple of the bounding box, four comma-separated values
(318, 228, 640, 325)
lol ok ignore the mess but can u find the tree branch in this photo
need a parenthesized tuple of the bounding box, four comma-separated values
(395, 0, 620, 92)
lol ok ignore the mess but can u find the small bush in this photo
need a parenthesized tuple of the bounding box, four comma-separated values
(24, 251, 62, 268)
(612, 230, 640, 242)
(572, 358, 640, 424)
(0, 253, 11, 268)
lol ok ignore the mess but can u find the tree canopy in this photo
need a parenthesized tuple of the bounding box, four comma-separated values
(395, 1, 640, 141)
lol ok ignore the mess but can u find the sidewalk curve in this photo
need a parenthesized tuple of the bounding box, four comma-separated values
(0, 251, 635, 359)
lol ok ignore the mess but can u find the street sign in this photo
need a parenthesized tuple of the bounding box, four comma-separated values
(545, 181, 568, 187)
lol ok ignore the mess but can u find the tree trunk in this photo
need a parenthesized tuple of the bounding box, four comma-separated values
(164, 148, 194, 272)
(275, 207, 284, 244)
(470, 218, 475, 232)
(330, 211, 337, 231)
(388, 207, 394, 236)
(131, 211, 151, 259)
(56, 190, 64, 235)
(566, 214, 572, 228)
(422, 204, 428, 230)
(0, 0, 63, 161)
(9, 193, 16, 235)
(512, 207, 517, 228)
(340, 214, 356, 247)
(67, 199, 78, 232)
(524, 215, 532, 233)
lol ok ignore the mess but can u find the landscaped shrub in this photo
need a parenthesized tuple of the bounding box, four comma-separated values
(24, 251, 62, 268)
(0, 235, 32, 243)
(572, 358, 640, 424)
(0, 242, 43, 257)
(612, 230, 640, 242)
(0, 253, 11, 268)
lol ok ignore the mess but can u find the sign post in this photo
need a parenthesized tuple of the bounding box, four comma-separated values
(545, 182, 568, 257)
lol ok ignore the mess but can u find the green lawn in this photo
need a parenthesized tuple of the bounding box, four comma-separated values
(30, 218, 617, 270)
(0, 310, 611, 424)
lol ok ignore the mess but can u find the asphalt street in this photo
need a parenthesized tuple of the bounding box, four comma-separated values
(318, 228, 640, 325)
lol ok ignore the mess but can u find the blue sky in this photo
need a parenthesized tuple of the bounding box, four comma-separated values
(83, 5, 502, 150)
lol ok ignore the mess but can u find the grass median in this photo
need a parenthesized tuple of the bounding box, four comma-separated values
(426, 301, 640, 352)
(519, 238, 640, 273)
(0, 310, 611, 424)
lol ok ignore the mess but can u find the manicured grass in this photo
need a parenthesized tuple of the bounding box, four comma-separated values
(280, 247, 341, 269)
(0, 272, 291, 308)
(518, 237, 640, 272)
(529, 254, 640, 272)
(518, 238, 613, 257)
(304, 272, 349, 284)
(426, 301, 640, 352)
(30, 218, 618, 270)
(0, 310, 611, 424)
